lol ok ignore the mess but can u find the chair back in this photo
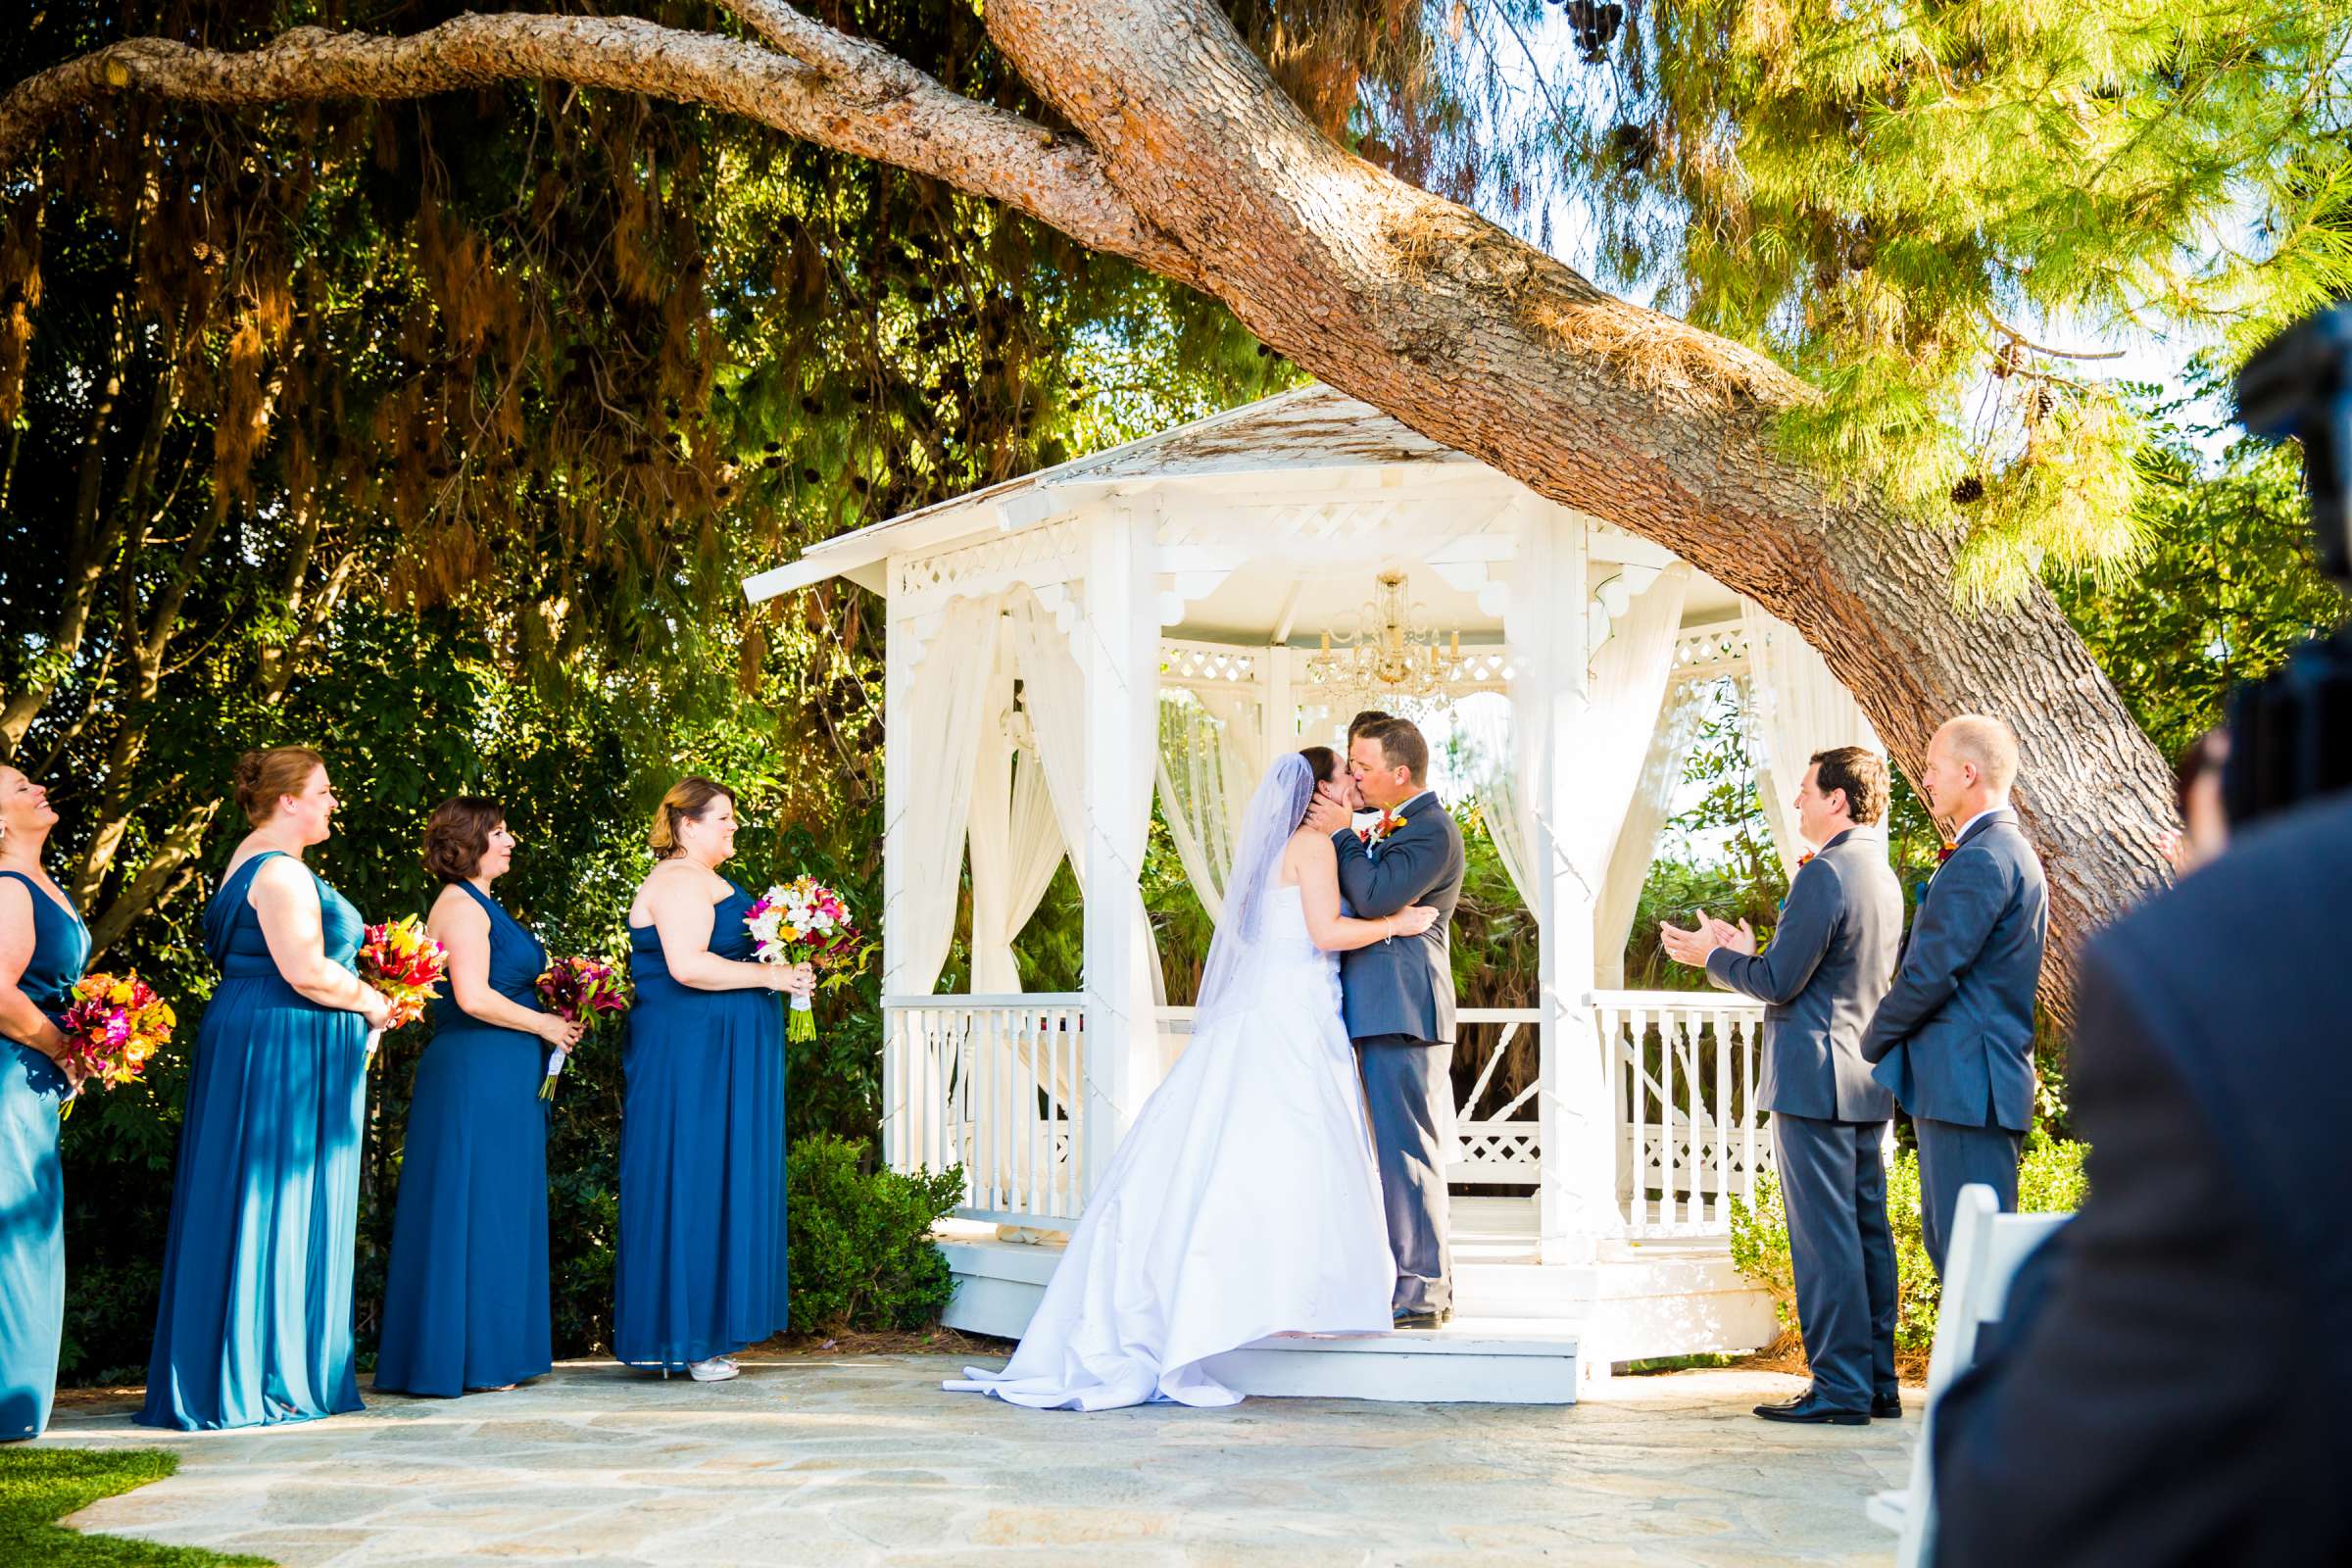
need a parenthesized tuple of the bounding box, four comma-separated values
(1893, 1184, 2069, 1568)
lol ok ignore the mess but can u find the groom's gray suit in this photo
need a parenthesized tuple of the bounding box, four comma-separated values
(1332, 789, 1465, 1316)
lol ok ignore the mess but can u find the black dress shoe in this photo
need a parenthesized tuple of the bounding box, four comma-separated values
(1392, 1308, 1448, 1330)
(1753, 1393, 1871, 1426)
(1873, 1392, 1904, 1420)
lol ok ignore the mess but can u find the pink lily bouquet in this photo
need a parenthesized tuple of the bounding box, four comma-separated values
(744, 876, 864, 1041)
(533, 956, 631, 1101)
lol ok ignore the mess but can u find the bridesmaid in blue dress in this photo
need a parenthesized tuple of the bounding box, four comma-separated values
(375, 798, 580, 1396)
(615, 777, 810, 1381)
(0, 764, 89, 1442)
(138, 747, 393, 1431)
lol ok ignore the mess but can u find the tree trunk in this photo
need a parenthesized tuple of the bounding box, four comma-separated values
(0, 0, 2182, 1018)
(981, 0, 2170, 1023)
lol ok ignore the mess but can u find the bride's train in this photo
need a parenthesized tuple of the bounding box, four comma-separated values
(944, 879, 1395, 1410)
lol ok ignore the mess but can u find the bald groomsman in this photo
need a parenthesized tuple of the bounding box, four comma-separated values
(1861, 714, 2049, 1274)
(1662, 746, 1906, 1425)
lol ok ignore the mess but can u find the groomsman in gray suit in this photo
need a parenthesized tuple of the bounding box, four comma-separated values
(1861, 714, 2049, 1273)
(1304, 717, 1465, 1327)
(1661, 746, 1906, 1425)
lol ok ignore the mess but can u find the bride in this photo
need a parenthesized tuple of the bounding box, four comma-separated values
(945, 746, 1439, 1410)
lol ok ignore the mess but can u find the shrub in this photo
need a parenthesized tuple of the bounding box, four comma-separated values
(786, 1135, 966, 1333)
(1731, 1132, 2089, 1357)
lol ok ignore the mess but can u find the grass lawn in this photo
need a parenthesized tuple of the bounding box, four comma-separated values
(0, 1448, 271, 1566)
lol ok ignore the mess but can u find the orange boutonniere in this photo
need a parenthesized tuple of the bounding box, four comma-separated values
(1795, 850, 1816, 870)
(1362, 808, 1406, 850)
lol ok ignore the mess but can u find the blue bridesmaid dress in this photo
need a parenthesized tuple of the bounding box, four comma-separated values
(137, 851, 370, 1430)
(374, 881, 553, 1396)
(0, 869, 86, 1442)
(614, 880, 789, 1369)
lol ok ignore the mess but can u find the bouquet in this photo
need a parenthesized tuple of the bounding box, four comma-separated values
(358, 915, 450, 1044)
(533, 956, 631, 1100)
(53, 971, 174, 1116)
(744, 877, 865, 1041)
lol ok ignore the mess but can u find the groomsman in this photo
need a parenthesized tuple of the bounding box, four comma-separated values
(1861, 714, 2048, 1273)
(1660, 747, 1906, 1425)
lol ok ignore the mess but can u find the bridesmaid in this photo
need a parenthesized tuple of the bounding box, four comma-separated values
(138, 747, 392, 1431)
(614, 777, 811, 1381)
(0, 765, 88, 1442)
(375, 798, 581, 1396)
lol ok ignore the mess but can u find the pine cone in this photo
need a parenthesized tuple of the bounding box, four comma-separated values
(1950, 474, 1985, 506)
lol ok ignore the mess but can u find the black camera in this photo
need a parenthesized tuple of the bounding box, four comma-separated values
(2225, 307, 2352, 826)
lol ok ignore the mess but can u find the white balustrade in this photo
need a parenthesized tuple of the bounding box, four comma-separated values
(1591, 990, 1773, 1236)
(895, 988, 1769, 1239)
(882, 995, 1087, 1228)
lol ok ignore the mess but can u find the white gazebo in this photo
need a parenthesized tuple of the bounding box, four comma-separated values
(748, 384, 1880, 1397)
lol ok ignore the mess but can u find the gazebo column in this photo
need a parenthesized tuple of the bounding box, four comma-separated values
(1513, 505, 1618, 1266)
(1077, 499, 1163, 1196)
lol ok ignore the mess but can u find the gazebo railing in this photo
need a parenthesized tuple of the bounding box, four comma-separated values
(885, 989, 1772, 1239)
(882, 994, 1088, 1228)
(1592, 990, 1773, 1236)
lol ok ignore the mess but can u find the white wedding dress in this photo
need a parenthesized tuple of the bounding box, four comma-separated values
(944, 867, 1396, 1410)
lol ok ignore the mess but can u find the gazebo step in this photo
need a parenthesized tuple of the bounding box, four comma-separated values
(1203, 1324, 1578, 1404)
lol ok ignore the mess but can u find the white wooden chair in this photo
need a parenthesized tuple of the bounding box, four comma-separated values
(1866, 1183, 2070, 1567)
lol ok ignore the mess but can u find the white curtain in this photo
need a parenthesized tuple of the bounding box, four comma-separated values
(1739, 601, 1886, 878)
(968, 648, 1069, 996)
(1564, 564, 1692, 906)
(895, 594, 1004, 996)
(1488, 564, 1690, 987)
(1456, 695, 1537, 917)
(1003, 594, 1165, 1007)
(1593, 677, 1711, 988)
(1155, 686, 1264, 923)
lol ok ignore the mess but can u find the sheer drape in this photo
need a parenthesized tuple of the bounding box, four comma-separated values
(969, 661, 1070, 996)
(1738, 602, 1885, 877)
(1494, 564, 1691, 987)
(1593, 677, 1711, 988)
(896, 594, 1004, 995)
(1002, 594, 1165, 1009)
(1154, 686, 1265, 924)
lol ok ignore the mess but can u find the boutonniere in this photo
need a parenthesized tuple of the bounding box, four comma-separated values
(1794, 850, 1816, 870)
(1363, 809, 1405, 849)
(1936, 840, 1957, 865)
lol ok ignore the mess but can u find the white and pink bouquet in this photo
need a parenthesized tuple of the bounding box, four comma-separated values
(744, 877, 865, 1042)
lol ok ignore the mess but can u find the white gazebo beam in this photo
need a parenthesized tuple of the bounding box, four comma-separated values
(1077, 496, 1163, 1192)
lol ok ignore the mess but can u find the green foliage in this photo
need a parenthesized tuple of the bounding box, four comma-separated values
(0, 1448, 268, 1567)
(1444, 1, 2352, 599)
(2057, 421, 2349, 761)
(1732, 1134, 2090, 1356)
(785, 1136, 965, 1334)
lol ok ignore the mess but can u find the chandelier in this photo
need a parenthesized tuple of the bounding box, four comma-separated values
(1303, 571, 1460, 706)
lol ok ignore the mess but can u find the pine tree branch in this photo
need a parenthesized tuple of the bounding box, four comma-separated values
(0, 14, 1201, 286)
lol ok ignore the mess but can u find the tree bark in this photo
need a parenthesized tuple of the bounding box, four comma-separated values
(0, 1, 2182, 1018)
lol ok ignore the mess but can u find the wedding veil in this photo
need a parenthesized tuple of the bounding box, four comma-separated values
(1192, 751, 1319, 1030)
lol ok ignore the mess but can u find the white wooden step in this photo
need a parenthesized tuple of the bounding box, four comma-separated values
(1203, 1325, 1578, 1404)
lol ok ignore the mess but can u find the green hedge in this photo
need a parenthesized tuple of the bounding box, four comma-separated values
(1730, 1132, 2087, 1354)
(786, 1136, 965, 1333)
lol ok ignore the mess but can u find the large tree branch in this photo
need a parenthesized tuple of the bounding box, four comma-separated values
(979, 0, 2173, 1023)
(0, 12, 1200, 285)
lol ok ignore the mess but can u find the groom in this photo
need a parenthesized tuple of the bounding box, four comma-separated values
(1305, 716, 1465, 1328)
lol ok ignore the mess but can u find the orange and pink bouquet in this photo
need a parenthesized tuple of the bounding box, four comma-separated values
(358, 915, 449, 1033)
(55, 970, 174, 1114)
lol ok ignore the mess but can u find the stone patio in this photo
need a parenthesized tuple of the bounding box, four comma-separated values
(40, 1358, 1911, 1565)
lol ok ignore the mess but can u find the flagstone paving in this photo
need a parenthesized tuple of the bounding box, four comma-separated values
(40, 1358, 1913, 1565)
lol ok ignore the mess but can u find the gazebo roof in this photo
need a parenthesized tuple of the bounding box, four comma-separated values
(745, 383, 1478, 601)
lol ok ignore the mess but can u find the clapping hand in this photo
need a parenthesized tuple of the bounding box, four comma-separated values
(1706, 914, 1757, 956)
(1657, 907, 1754, 967)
